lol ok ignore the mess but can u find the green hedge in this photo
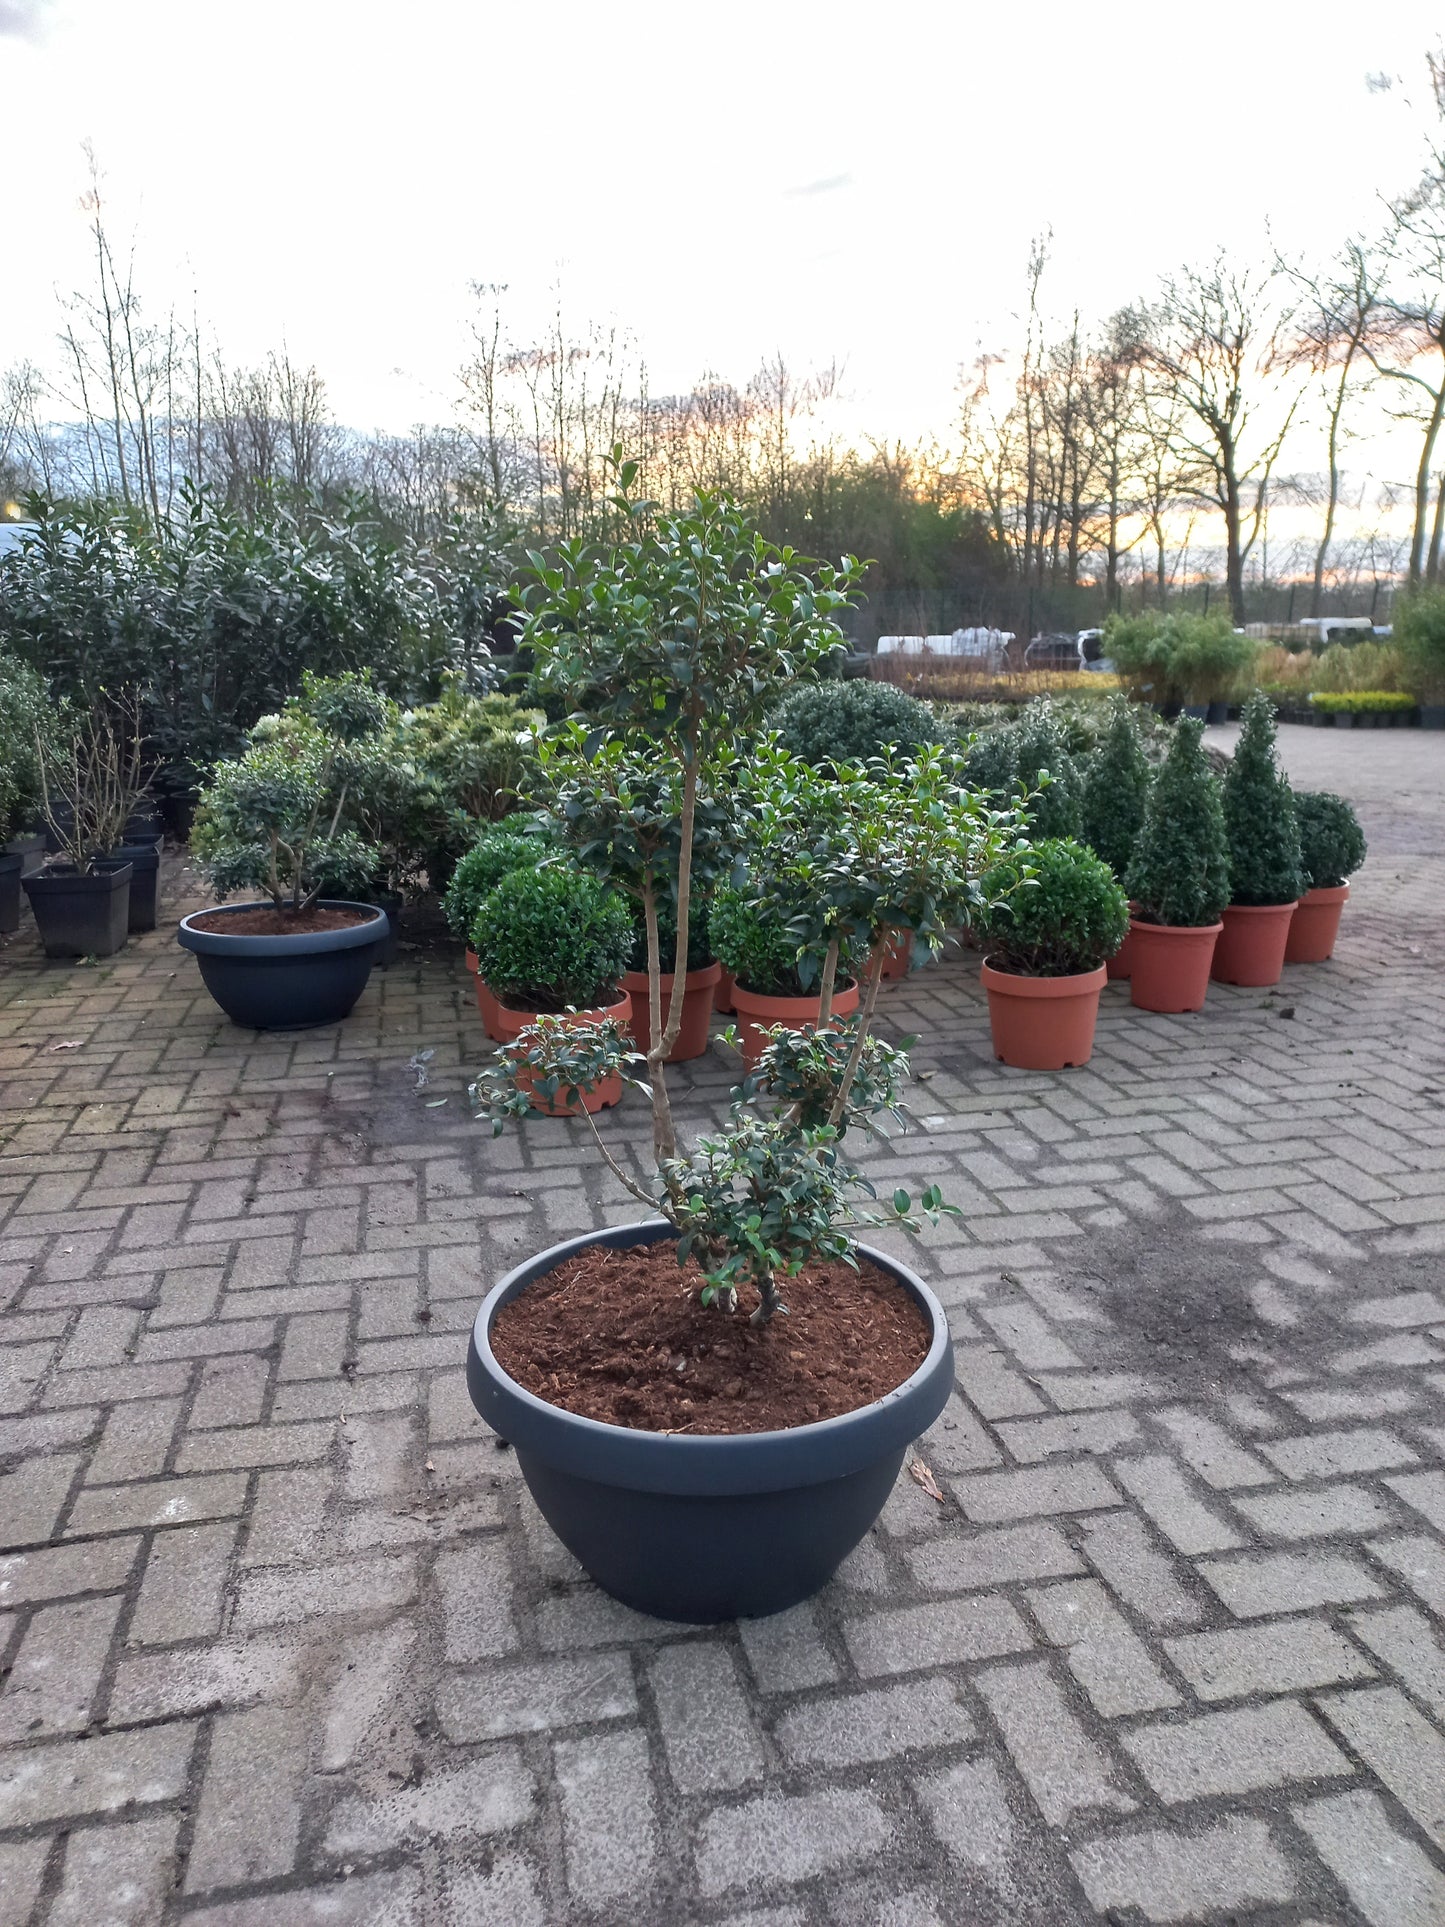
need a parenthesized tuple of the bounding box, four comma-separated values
(1311, 691, 1417, 715)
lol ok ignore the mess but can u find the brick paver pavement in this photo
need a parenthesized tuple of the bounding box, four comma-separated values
(1, 723, 1443, 1925)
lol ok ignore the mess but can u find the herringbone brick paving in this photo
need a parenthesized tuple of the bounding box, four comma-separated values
(0, 724, 1443, 1924)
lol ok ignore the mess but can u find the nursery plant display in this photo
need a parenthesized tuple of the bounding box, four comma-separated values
(469, 864, 633, 1113)
(1081, 698, 1152, 979)
(972, 838, 1129, 1069)
(395, 674, 545, 885)
(23, 691, 148, 959)
(465, 458, 1015, 1620)
(0, 654, 49, 932)
(1124, 716, 1231, 1012)
(1286, 790, 1367, 963)
(179, 675, 388, 1028)
(1213, 690, 1303, 987)
(1104, 609, 1255, 718)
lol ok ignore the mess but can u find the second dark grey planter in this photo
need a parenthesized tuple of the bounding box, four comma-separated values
(0, 850, 21, 935)
(22, 864, 132, 958)
(176, 900, 388, 1030)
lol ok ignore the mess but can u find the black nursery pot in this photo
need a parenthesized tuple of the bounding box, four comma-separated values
(22, 863, 132, 958)
(95, 838, 162, 932)
(467, 1221, 954, 1622)
(176, 900, 388, 1030)
(0, 850, 21, 936)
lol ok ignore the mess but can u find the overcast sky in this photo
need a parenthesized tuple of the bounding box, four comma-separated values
(4, 1, 1443, 448)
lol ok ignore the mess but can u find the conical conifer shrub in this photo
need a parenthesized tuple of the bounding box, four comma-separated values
(1081, 698, 1152, 879)
(1221, 692, 1303, 906)
(1125, 716, 1230, 926)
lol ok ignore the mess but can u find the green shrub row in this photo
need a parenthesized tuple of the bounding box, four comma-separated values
(1310, 690, 1418, 714)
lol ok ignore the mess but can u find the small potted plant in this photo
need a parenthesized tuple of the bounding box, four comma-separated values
(1394, 589, 1445, 728)
(179, 689, 388, 1029)
(1124, 716, 1231, 1012)
(442, 819, 553, 1035)
(470, 864, 633, 1114)
(23, 693, 147, 959)
(1212, 691, 1303, 987)
(973, 838, 1129, 1069)
(464, 461, 1012, 1622)
(623, 896, 719, 1062)
(1081, 698, 1152, 980)
(711, 887, 860, 1068)
(1286, 791, 1366, 964)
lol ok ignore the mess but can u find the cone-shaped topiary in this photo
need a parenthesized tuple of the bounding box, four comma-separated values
(1125, 716, 1231, 926)
(1294, 791, 1366, 890)
(1081, 698, 1153, 879)
(1222, 691, 1303, 906)
(1009, 703, 1084, 842)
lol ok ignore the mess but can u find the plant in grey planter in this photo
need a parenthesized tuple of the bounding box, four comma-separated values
(23, 691, 148, 958)
(180, 677, 388, 1028)
(466, 454, 1020, 1620)
(1396, 587, 1445, 727)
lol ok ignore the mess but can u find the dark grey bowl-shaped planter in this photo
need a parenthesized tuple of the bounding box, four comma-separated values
(467, 1220, 954, 1622)
(176, 900, 388, 1030)
(22, 863, 131, 958)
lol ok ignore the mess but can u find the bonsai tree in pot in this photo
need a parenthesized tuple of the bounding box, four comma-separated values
(1081, 698, 1153, 980)
(25, 690, 148, 959)
(1213, 690, 1303, 987)
(463, 458, 1017, 1622)
(1124, 716, 1232, 1012)
(972, 838, 1129, 1070)
(469, 864, 633, 1114)
(1286, 791, 1366, 963)
(180, 695, 387, 1030)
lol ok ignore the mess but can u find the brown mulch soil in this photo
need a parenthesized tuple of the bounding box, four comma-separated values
(190, 906, 378, 937)
(489, 1239, 931, 1434)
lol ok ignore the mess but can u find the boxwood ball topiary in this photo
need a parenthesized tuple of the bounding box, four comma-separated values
(772, 679, 942, 769)
(1294, 791, 1366, 891)
(1222, 691, 1303, 906)
(443, 820, 553, 942)
(471, 865, 632, 1012)
(1081, 698, 1153, 880)
(974, 838, 1129, 977)
(1125, 716, 1231, 927)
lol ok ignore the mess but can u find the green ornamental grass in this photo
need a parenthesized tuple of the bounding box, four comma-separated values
(1125, 716, 1231, 927)
(1221, 692, 1303, 906)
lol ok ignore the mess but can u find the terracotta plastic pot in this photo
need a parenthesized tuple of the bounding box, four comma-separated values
(730, 979, 860, 1069)
(1211, 902, 1298, 987)
(980, 960, 1105, 1070)
(475, 974, 503, 1039)
(879, 929, 914, 980)
(622, 962, 721, 1062)
(1285, 884, 1348, 965)
(1105, 902, 1140, 981)
(1128, 919, 1222, 1013)
(492, 992, 632, 1115)
(714, 966, 736, 1014)
(465, 947, 478, 975)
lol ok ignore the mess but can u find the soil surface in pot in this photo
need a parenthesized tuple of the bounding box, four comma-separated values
(490, 1240, 931, 1434)
(190, 906, 377, 937)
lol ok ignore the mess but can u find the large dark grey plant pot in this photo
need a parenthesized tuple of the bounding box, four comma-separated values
(467, 1220, 953, 1622)
(1422, 705, 1445, 732)
(22, 864, 131, 958)
(176, 900, 388, 1030)
(1206, 699, 1229, 725)
(0, 851, 21, 935)
(95, 838, 161, 932)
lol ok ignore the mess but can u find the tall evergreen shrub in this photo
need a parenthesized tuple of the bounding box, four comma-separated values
(1125, 717, 1230, 926)
(1221, 692, 1303, 906)
(1081, 699, 1152, 879)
